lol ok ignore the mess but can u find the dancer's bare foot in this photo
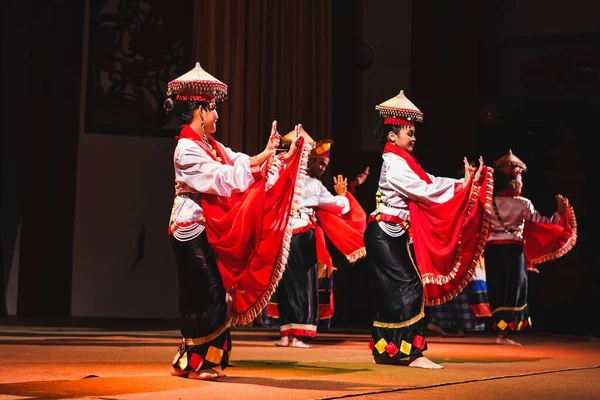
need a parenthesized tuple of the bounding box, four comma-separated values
(408, 356, 444, 369)
(274, 337, 289, 347)
(290, 338, 312, 348)
(188, 368, 226, 380)
(170, 367, 189, 377)
(496, 336, 522, 346)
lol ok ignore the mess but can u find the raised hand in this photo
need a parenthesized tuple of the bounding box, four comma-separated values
(556, 194, 570, 214)
(462, 156, 484, 190)
(462, 157, 472, 189)
(265, 120, 280, 152)
(333, 174, 348, 196)
(473, 156, 484, 183)
(282, 135, 299, 163)
(355, 166, 370, 186)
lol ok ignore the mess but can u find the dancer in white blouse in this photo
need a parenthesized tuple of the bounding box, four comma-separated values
(486, 150, 573, 346)
(271, 129, 354, 348)
(165, 63, 304, 380)
(364, 90, 488, 369)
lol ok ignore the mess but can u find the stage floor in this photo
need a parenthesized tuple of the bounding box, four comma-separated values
(0, 324, 598, 399)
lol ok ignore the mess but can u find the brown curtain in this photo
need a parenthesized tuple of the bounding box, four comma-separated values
(192, 0, 332, 155)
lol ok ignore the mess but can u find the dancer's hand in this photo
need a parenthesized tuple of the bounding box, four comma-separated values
(282, 137, 299, 163)
(473, 156, 484, 183)
(556, 194, 570, 214)
(265, 120, 280, 152)
(462, 156, 484, 190)
(282, 124, 299, 164)
(355, 166, 370, 186)
(333, 175, 348, 196)
(462, 157, 472, 190)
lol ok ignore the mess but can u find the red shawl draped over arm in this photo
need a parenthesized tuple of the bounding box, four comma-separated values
(385, 144, 493, 306)
(200, 136, 310, 326)
(315, 192, 367, 263)
(409, 169, 493, 306)
(524, 206, 577, 269)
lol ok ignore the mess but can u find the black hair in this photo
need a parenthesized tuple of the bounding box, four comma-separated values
(163, 97, 211, 124)
(493, 171, 518, 194)
(373, 118, 403, 144)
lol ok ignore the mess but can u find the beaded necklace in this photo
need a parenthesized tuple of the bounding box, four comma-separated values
(201, 133, 222, 162)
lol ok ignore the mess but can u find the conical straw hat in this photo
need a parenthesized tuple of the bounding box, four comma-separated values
(375, 90, 423, 123)
(166, 62, 227, 102)
(281, 125, 316, 147)
(493, 149, 527, 173)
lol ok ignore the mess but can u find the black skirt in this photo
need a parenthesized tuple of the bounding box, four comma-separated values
(271, 229, 319, 338)
(485, 243, 531, 335)
(170, 233, 231, 372)
(364, 223, 427, 360)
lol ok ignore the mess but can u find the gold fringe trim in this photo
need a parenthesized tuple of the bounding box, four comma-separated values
(423, 167, 494, 306)
(373, 309, 425, 329)
(346, 247, 367, 263)
(530, 206, 578, 265)
(184, 320, 231, 346)
(492, 303, 527, 315)
(228, 142, 311, 326)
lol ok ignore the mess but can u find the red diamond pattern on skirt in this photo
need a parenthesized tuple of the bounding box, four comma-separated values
(509, 321, 517, 331)
(189, 353, 204, 371)
(223, 338, 229, 351)
(368, 338, 374, 350)
(413, 335, 426, 350)
(522, 319, 529, 328)
(385, 341, 399, 357)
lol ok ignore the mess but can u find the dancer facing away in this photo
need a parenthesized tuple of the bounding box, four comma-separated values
(486, 150, 577, 346)
(269, 126, 368, 348)
(364, 90, 493, 369)
(165, 63, 308, 380)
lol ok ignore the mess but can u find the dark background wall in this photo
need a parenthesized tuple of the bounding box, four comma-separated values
(2, 0, 598, 335)
(329, 0, 599, 336)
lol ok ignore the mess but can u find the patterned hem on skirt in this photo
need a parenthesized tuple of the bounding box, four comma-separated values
(172, 328, 231, 372)
(369, 318, 427, 360)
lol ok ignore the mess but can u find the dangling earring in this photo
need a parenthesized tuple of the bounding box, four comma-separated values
(200, 117, 210, 146)
(200, 115, 221, 162)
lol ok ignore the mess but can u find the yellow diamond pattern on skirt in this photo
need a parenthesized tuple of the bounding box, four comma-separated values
(528, 317, 532, 326)
(400, 340, 412, 355)
(178, 352, 188, 369)
(374, 338, 388, 354)
(205, 346, 224, 364)
(518, 320, 523, 330)
(497, 320, 508, 330)
(172, 349, 181, 365)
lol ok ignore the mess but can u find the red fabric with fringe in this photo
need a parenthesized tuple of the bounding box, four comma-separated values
(524, 206, 577, 269)
(315, 192, 367, 263)
(383, 143, 493, 306)
(177, 125, 307, 325)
